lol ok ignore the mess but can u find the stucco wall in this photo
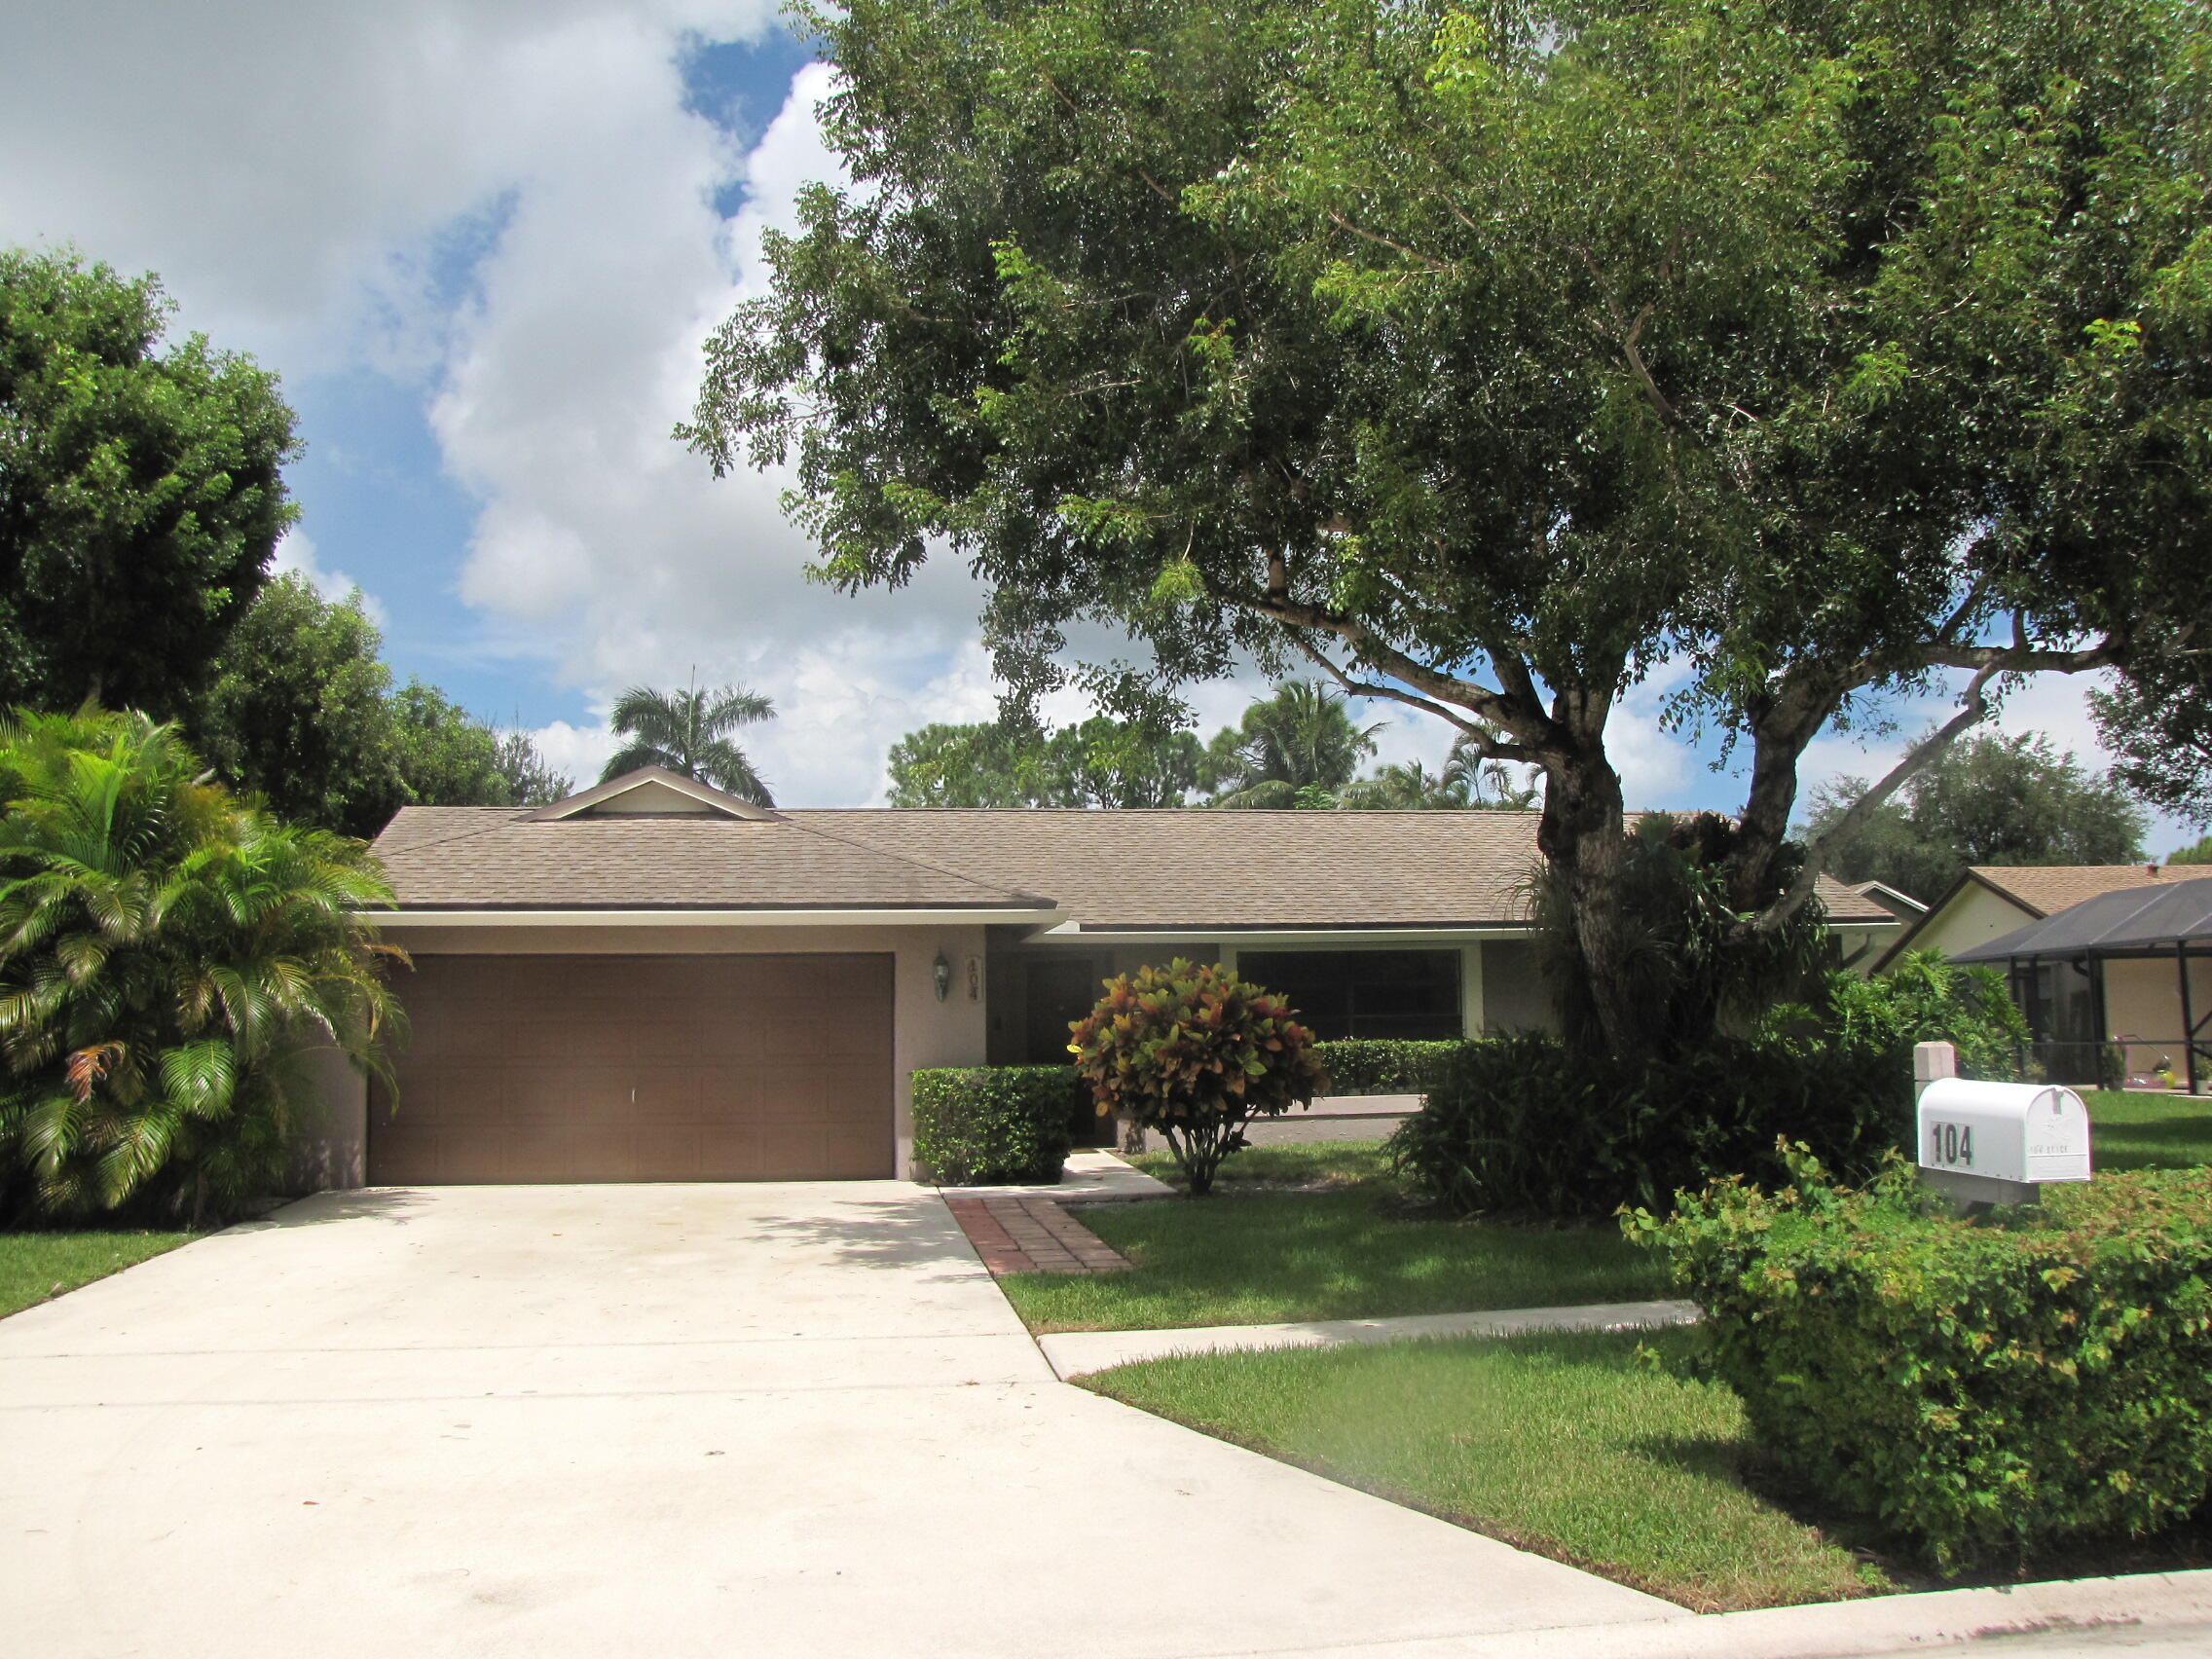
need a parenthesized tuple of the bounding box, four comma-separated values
(1478, 939, 1558, 1034)
(2105, 953, 2212, 1086)
(284, 1043, 368, 1195)
(332, 922, 990, 1185)
(1906, 882, 2038, 965)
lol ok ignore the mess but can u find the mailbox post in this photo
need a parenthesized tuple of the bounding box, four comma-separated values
(1914, 1041, 2093, 1210)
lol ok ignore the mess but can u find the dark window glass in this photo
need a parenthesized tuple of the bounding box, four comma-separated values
(1237, 950, 1462, 1041)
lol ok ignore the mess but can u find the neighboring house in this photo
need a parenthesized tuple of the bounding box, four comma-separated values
(1846, 879, 1929, 924)
(1952, 876, 2212, 1093)
(1871, 865, 2175, 974)
(294, 766, 1899, 1189)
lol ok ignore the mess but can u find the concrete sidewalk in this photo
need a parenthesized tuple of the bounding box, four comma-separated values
(1039, 1297, 1703, 1378)
(0, 1181, 1677, 1658)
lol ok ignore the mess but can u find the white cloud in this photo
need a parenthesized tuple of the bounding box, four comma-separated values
(269, 530, 387, 624)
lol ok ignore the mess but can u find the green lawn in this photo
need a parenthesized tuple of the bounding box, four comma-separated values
(0, 1230, 194, 1319)
(1000, 1141, 1667, 1333)
(2086, 1088, 2212, 1171)
(1087, 1327, 1888, 1611)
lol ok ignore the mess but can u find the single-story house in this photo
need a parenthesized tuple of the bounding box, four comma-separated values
(291, 766, 1899, 1189)
(1951, 875, 2212, 1092)
(1870, 864, 2177, 974)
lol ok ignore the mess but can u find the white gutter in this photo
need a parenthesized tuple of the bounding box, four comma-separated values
(1021, 922, 1536, 944)
(363, 907, 1066, 929)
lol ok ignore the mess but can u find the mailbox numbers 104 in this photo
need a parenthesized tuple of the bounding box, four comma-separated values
(1929, 1122, 1974, 1168)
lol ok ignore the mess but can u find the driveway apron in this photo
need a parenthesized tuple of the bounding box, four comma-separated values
(0, 1183, 1678, 1658)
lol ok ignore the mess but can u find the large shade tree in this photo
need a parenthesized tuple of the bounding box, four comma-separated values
(686, 0, 2212, 1057)
(0, 248, 298, 717)
(887, 715, 1201, 805)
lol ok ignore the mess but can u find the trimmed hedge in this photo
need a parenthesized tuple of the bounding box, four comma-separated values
(1311, 1039, 1458, 1096)
(1387, 1032, 1905, 1219)
(1635, 1157, 2212, 1569)
(912, 1066, 1080, 1186)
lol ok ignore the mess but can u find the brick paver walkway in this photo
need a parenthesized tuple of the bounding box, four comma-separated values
(945, 1196, 1130, 1275)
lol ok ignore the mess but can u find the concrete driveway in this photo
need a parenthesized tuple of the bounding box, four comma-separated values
(0, 1182, 1677, 1658)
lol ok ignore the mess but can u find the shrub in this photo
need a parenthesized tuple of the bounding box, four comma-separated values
(0, 709, 402, 1227)
(1632, 1152, 2212, 1569)
(911, 1066, 1078, 1185)
(1311, 1039, 1458, 1096)
(1069, 958, 1325, 1194)
(1388, 1030, 1905, 1219)
(1819, 950, 2030, 1082)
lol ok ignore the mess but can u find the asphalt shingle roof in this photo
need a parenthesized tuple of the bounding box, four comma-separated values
(1965, 864, 2175, 918)
(372, 802, 1894, 927)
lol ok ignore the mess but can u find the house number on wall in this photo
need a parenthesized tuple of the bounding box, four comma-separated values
(1928, 1122, 1975, 1169)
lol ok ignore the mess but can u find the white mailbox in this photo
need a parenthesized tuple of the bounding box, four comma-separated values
(1916, 1077, 2093, 1187)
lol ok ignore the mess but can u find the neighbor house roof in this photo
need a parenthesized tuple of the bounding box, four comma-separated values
(1870, 864, 2173, 971)
(372, 787, 1896, 930)
(1954, 875, 2212, 963)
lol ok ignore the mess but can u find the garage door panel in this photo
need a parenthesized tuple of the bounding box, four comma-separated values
(369, 953, 895, 1184)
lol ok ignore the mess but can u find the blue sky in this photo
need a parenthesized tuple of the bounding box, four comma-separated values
(0, 2, 2191, 849)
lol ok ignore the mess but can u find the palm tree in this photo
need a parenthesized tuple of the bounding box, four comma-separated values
(1442, 735, 1542, 810)
(1340, 759, 1468, 809)
(1207, 682, 1383, 808)
(0, 709, 403, 1226)
(601, 680, 777, 804)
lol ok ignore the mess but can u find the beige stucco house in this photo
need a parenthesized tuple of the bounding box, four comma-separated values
(290, 766, 1899, 1190)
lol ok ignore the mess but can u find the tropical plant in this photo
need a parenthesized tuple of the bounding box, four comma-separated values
(1204, 682, 1382, 807)
(1067, 958, 1325, 1194)
(601, 680, 777, 803)
(0, 709, 403, 1226)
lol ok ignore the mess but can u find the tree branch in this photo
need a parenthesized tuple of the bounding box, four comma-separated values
(1325, 211, 1453, 274)
(1284, 634, 1539, 764)
(1753, 659, 2006, 935)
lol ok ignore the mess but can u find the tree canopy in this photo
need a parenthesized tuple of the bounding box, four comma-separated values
(0, 248, 298, 717)
(1798, 732, 2148, 902)
(1200, 681, 1381, 807)
(686, 0, 2212, 1057)
(886, 715, 1200, 805)
(191, 572, 571, 837)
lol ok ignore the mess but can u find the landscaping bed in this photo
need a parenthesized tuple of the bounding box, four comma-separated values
(996, 1142, 1667, 1333)
(0, 1230, 194, 1319)
(1085, 1326, 1888, 1611)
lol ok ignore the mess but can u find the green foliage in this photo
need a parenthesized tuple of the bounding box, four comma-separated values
(1633, 1154, 2212, 1569)
(2169, 835, 2212, 866)
(1389, 1031, 1908, 1219)
(911, 1065, 1079, 1185)
(1068, 958, 1325, 1194)
(192, 572, 571, 835)
(602, 681, 775, 803)
(1397, 952, 2029, 1218)
(1310, 1038, 1458, 1096)
(0, 247, 299, 717)
(685, 0, 2212, 1062)
(1801, 734, 2150, 904)
(1200, 682, 1382, 806)
(0, 709, 403, 1226)
(886, 715, 1201, 806)
(1530, 813, 1834, 1057)
(1825, 951, 2032, 1084)
(2091, 629, 2212, 830)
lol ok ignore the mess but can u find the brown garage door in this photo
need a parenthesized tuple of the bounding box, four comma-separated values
(368, 953, 895, 1184)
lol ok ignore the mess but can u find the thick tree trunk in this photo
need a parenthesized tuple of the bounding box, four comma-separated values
(1535, 731, 1648, 1059)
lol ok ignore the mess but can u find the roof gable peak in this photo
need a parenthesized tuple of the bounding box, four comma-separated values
(524, 766, 782, 823)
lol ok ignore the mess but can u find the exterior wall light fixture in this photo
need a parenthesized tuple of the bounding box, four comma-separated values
(933, 949, 952, 1001)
